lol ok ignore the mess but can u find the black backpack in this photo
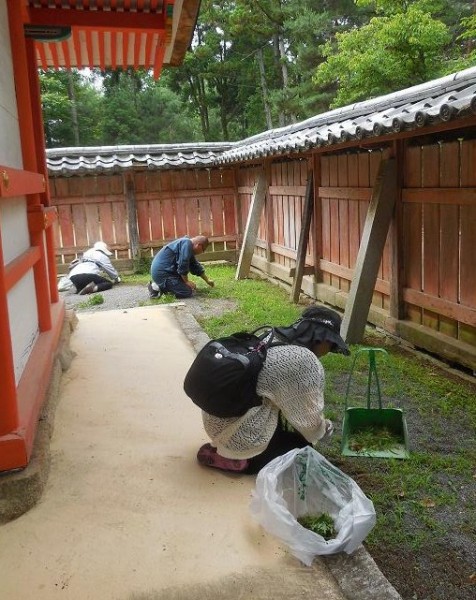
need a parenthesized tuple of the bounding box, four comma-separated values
(183, 328, 277, 418)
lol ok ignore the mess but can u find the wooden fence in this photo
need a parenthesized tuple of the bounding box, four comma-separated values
(49, 137, 476, 370)
(50, 167, 240, 269)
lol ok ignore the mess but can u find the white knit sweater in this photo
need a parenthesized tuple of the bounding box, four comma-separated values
(201, 344, 327, 459)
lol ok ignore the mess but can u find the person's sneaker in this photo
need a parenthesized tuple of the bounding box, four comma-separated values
(78, 282, 97, 295)
(147, 281, 161, 299)
(197, 443, 249, 472)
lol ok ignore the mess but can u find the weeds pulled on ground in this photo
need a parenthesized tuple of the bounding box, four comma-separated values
(125, 263, 476, 600)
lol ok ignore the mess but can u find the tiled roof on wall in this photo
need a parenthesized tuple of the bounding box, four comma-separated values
(46, 143, 233, 175)
(218, 66, 476, 164)
(46, 67, 476, 175)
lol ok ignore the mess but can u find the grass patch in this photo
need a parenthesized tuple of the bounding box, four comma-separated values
(189, 263, 476, 597)
(77, 293, 104, 308)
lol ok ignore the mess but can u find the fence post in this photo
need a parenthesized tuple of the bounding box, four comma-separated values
(235, 168, 267, 280)
(124, 173, 140, 269)
(341, 158, 397, 343)
(291, 171, 314, 303)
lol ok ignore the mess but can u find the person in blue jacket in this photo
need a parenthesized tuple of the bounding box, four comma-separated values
(148, 235, 215, 299)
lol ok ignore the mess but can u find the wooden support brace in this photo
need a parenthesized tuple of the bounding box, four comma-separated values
(291, 172, 314, 302)
(341, 158, 397, 344)
(235, 169, 267, 280)
(289, 266, 315, 278)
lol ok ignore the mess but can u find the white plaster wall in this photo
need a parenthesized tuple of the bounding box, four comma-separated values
(0, 0, 23, 168)
(0, 0, 40, 384)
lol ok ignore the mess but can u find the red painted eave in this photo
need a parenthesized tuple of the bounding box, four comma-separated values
(20, 0, 199, 78)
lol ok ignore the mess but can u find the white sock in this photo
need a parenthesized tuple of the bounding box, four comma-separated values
(151, 282, 159, 291)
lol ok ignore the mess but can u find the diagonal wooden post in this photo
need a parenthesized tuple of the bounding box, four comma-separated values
(291, 172, 314, 303)
(341, 158, 397, 343)
(235, 169, 267, 280)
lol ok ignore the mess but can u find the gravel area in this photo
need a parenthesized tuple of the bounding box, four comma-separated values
(60, 282, 238, 320)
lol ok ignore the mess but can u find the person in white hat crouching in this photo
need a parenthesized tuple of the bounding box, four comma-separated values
(68, 241, 121, 295)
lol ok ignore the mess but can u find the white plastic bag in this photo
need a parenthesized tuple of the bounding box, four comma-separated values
(249, 446, 376, 565)
(57, 276, 75, 292)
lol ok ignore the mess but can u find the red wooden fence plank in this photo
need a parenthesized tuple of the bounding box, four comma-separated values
(147, 172, 161, 192)
(403, 145, 423, 324)
(338, 154, 350, 293)
(460, 140, 476, 319)
(439, 142, 460, 338)
(134, 172, 148, 193)
(221, 168, 235, 187)
(68, 178, 84, 197)
(199, 196, 212, 237)
(223, 194, 236, 246)
(99, 202, 114, 243)
(276, 164, 284, 251)
(58, 204, 74, 248)
(187, 198, 200, 237)
(175, 197, 187, 237)
(209, 167, 223, 189)
(211, 195, 224, 237)
(112, 201, 128, 247)
(320, 156, 331, 285)
(347, 153, 360, 269)
(137, 199, 151, 243)
(52, 178, 69, 199)
(148, 199, 163, 241)
(95, 176, 109, 195)
(357, 153, 370, 244)
(287, 163, 295, 250)
(162, 198, 175, 239)
(85, 202, 100, 244)
(196, 168, 209, 190)
(196, 170, 212, 237)
(72, 204, 88, 247)
(328, 155, 339, 287)
(422, 144, 440, 331)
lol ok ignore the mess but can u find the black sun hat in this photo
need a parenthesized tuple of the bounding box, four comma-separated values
(275, 305, 350, 355)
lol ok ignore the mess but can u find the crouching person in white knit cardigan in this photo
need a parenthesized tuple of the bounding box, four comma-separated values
(196, 305, 350, 474)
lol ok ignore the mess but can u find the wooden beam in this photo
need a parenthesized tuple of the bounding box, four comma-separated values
(235, 170, 267, 280)
(26, 7, 166, 31)
(0, 165, 45, 199)
(289, 266, 315, 277)
(341, 158, 398, 343)
(402, 187, 476, 205)
(291, 172, 314, 302)
(318, 186, 372, 201)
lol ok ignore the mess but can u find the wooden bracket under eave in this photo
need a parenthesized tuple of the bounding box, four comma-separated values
(27, 205, 58, 233)
(0, 165, 45, 199)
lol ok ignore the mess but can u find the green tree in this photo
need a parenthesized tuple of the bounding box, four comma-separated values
(40, 69, 103, 148)
(101, 69, 199, 144)
(314, 1, 453, 107)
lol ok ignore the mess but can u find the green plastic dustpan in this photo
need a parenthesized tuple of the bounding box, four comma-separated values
(341, 348, 410, 459)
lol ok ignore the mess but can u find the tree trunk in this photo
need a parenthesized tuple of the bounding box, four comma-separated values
(67, 71, 80, 146)
(189, 75, 210, 140)
(278, 35, 297, 124)
(272, 33, 286, 127)
(257, 47, 273, 130)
